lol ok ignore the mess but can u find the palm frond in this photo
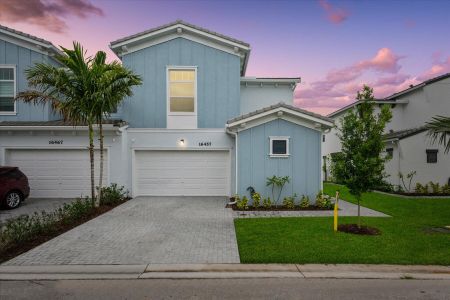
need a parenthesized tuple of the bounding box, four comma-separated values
(426, 115, 450, 153)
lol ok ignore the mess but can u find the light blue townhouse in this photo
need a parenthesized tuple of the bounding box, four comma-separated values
(0, 21, 333, 202)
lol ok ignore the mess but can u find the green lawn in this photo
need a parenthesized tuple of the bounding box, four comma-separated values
(235, 183, 450, 265)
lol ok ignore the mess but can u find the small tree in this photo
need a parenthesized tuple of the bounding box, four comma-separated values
(335, 85, 392, 227)
(266, 175, 290, 207)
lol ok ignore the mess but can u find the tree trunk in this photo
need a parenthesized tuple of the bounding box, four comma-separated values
(357, 195, 361, 228)
(98, 121, 104, 207)
(88, 123, 96, 206)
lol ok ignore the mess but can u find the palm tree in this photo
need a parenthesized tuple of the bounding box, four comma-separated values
(426, 115, 450, 153)
(90, 55, 142, 205)
(16, 42, 101, 203)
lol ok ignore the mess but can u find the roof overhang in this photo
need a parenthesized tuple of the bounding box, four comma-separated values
(110, 21, 251, 76)
(0, 124, 118, 132)
(241, 77, 300, 90)
(327, 99, 409, 118)
(0, 27, 62, 57)
(227, 105, 334, 133)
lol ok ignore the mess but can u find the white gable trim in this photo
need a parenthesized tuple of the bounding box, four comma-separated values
(111, 23, 250, 53)
(227, 107, 334, 131)
(0, 29, 60, 57)
(112, 33, 245, 59)
(227, 114, 325, 133)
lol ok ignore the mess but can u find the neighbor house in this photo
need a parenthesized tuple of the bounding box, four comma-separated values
(323, 73, 450, 189)
(0, 21, 333, 202)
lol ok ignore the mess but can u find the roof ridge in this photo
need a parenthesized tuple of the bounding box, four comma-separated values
(110, 20, 250, 47)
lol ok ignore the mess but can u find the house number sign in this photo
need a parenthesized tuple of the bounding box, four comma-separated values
(198, 141, 212, 146)
(49, 140, 64, 145)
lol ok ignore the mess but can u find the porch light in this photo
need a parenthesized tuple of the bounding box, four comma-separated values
(178, 138, 186, 146)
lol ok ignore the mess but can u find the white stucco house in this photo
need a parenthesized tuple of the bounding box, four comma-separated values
(0, 21, 333, 202)
(323, 73, 450, 189)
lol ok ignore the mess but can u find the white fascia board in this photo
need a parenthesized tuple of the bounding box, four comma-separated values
(229, 114, 324, 133)
(127, 128, 226, 133)
(227, 107, 333, 131)
(240, 78, 301, 84)
(110, 24, 250, 54)
(327, 100, 408, 118)
(0, 124, 117, 131)
(0, 30, 61, 57)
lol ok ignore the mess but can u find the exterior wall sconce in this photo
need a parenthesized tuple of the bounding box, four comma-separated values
(178, 138, 186, 146)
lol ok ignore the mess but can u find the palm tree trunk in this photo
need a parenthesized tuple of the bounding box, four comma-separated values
(98, 121, 104, 207)
(88, 123, 96, 206)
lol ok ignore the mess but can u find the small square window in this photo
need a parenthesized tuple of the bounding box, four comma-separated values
(426, 149, 438, 163)
(269, 137, 289, 157)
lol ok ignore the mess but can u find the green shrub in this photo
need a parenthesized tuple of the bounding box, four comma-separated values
(263, 197, 272, 209)
(252, 192, 261, 208)
(98, 183, 127, 205)
(316, 191, 332, 209)
(282, 196, 295, 209)
(0, 197, 94, 250)
(236, 196, 249, 210)
(429, 182, 440, 194)
(300, 195, 310, 209)
(441, 184, 450, 194)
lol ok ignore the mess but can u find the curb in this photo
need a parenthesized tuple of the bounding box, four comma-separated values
(1, 264, 449, 280)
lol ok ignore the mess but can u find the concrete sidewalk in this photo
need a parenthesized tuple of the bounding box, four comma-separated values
(1, 264, 449, 280)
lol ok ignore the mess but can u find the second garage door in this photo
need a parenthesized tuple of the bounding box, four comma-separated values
(134, 150, 230, 196)
(6, 149, 108, 198)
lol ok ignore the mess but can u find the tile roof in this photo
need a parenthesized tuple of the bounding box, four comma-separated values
(227, 102, 334, 124)
(383, 126, 428, 140)
(110, 20, 250, 47)
(0, 24, 54, 46)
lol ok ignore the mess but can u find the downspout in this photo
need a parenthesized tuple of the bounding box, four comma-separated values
(117, 125, 129, 195)
(226, 126, 238, 203)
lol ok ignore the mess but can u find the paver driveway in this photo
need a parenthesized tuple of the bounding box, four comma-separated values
(4, 197, 240, 265)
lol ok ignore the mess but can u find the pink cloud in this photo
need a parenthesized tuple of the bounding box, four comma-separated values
(417, 56, 450, 81)
(0, 0, 103, 33)
(319, 0, 350, 24)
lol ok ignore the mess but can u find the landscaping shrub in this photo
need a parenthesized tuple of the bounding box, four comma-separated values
(415, 183, 429, 194)
(262, 197, 272, 209)
(316, 191, 332, 209)
(300, 195, 309, 209)
(0, 197, 94, 251)
(429, 182, 440, 194)
(236, 196, 249, 210)
(98, 183, 128, 205)
(252, 192, 261, 208)
(282, 196, 295, 209)
(442, 184, 450, 194)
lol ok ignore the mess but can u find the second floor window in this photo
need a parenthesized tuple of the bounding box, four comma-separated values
(0, 66, 15, 113)
(426, 149, 438, 163)
(168, 68, 196, 114)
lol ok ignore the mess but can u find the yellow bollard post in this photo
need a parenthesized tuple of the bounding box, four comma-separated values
(334, 191, 339, 232)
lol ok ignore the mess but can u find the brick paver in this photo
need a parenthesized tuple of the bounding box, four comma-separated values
(4, 197, 240, 265)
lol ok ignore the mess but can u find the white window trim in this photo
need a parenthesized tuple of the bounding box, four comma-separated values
(269, 136, 290, 158)
(166, 66, 197, 116)
(0, 64, 17, 115)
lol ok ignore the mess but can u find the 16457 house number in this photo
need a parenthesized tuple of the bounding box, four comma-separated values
(198, 141, 212, 147)
(49, 140, 63, 145)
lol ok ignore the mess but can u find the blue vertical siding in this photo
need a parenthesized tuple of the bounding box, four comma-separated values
(237, 119, 321, 204)
(121, 38, 241, 128)
(0, 39, 60, 121)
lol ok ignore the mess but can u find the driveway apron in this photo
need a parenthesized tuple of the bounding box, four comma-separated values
(3, 197, 240, 265)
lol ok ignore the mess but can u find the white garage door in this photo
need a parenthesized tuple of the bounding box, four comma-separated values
(134, 150, 230, 196)
(6, 149, 108, 198)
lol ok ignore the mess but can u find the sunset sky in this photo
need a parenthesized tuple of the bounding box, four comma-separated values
(1, 0, 450, 115)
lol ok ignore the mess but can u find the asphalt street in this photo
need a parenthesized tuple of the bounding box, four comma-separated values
(1, 278, 449, 299)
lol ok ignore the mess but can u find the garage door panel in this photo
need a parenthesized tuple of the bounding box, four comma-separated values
(135, 150, 229, 196)
(6, 149, 108, 198)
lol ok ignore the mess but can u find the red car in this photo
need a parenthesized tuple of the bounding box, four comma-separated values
(0, 167, 30, 209)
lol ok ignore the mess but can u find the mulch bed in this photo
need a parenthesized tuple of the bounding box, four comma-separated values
(377, 190, 450, 197)
(338, 224, 381, 235)
(0, 202, 126, 264)
(230, 205, 334, 211)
